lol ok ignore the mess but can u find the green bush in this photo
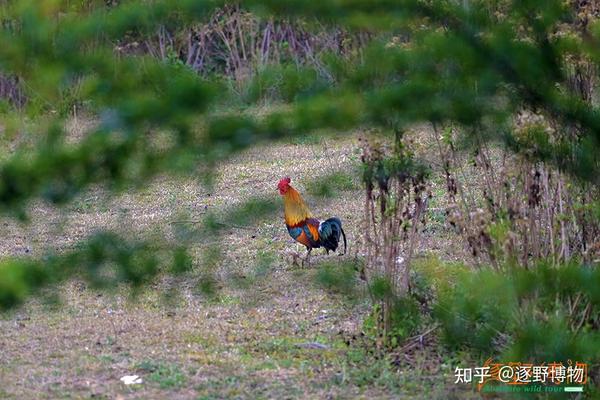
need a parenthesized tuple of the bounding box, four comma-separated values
(363, 295, 422, 347)
(434, 261, 600, 364)
(244, 64, 331, 104)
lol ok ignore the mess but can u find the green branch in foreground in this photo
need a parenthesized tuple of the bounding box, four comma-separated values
(0, 231, 186, 310)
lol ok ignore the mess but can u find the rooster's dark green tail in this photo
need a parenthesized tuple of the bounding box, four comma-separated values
(318, 217, 346, 254)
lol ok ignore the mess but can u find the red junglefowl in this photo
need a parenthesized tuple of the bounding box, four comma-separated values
(278, 177, 347, 265)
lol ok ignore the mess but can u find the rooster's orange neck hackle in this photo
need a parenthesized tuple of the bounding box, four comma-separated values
(278, 177, 312, 226)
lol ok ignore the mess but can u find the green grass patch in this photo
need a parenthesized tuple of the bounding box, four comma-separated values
(291, 133, 322, 145)
(183, 332, 218, 348)
(315, 260, 360, 298)
(307, 171, 358, 198)
(136, 360, 187, 389)
(229, 250, 275, 290)
(240, 336, 343, 371)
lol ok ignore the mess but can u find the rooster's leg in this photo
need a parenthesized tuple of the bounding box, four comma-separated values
(302, 247, 312, 267)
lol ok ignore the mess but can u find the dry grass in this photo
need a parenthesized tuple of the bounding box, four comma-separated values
(0, 122, 477, 399)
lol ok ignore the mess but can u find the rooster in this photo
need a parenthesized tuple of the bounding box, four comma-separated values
(278, 177, 347, 265)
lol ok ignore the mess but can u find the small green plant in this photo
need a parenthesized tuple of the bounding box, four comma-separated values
(315, 260, 360, 296)
(363, 295, 422, 347)
(136, 360, 186, 389)
(194, 275, 219, 298)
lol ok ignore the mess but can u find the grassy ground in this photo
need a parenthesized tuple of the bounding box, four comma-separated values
(0, 124, 479, 399)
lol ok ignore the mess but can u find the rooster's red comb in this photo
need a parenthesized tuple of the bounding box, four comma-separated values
(278, 177, 291, 190)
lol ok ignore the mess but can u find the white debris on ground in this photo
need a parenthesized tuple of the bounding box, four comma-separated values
(120, 375, 143, 385)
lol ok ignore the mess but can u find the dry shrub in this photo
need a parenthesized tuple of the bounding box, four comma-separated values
(118, 5, 368, 86)
(359, 132, 430, 342)
(0, 73, 25, 108)
(433, 120, 600, 269)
